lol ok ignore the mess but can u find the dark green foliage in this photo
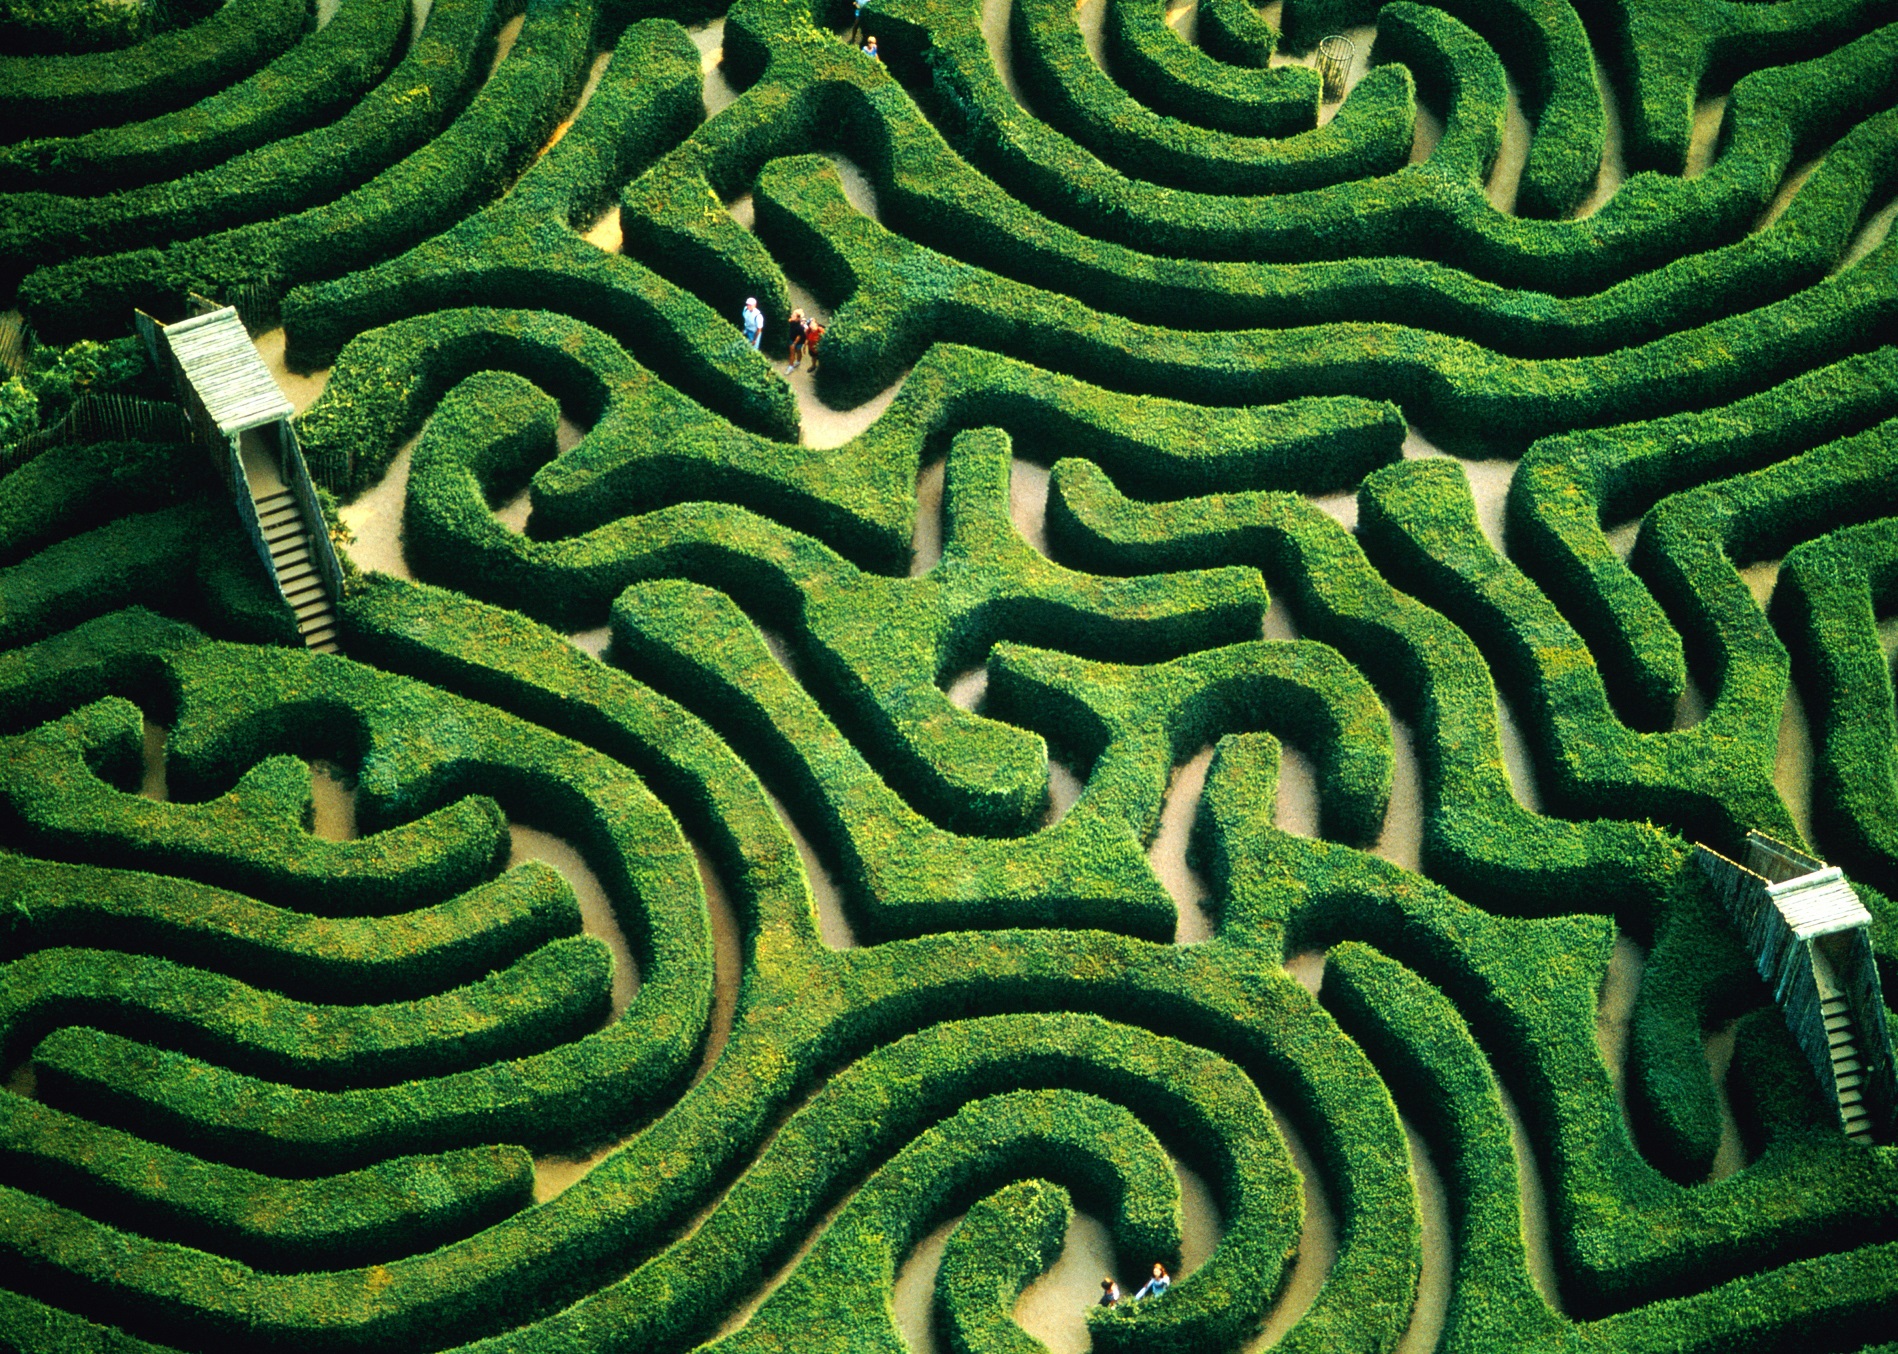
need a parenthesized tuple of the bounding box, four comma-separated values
(0, 0, 408, 195)
(1011, 0, 1409, 194)
(3, 0, 1897, 1349)
(15, 0, 586, 341)
(933, 1178, 1072, 1354)
(0, 0, 307, 144)
(1104, 0, 1317, 137)
(0, 0, 438, 283)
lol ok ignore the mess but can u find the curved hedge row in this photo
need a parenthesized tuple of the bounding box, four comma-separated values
(0, 849, 585, 1003)
(1103, 0, 1317, 137)
(1774, 517, 1898, 897)
(0, 0, 308, 144)
(1, 1096, 533, 1272)
(0, 0, 485, 290)
(1010, 0, 1413, 195)
(16, 0, 590, 341)
(0, 0, 406, 195)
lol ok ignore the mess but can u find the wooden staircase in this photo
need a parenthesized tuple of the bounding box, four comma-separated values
(1816, 952, 1877, 1144)
(1696, 832, 1897, 1144)
(137, 304, 347, 659)
(255, 489, 339, 653)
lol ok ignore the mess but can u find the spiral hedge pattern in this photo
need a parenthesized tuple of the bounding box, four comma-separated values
(3, 0, 1898, 1349)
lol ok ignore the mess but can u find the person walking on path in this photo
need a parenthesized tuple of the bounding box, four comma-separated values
(783, 309, 808, 373)
(802, 318, 826, 372)
(862, 34, 878, 59)
(1132, 1263, 1170, 1301)
(741, 297, 764, 351)
(848, 0, 864, 42)
(1097, 1277, 1120, 1308)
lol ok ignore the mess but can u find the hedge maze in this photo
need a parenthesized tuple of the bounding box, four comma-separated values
(3, 0, 1898, 1349)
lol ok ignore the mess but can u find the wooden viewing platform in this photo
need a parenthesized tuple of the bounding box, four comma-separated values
(135, 305, 343, 654)
(1696, 831, 1896, 1144)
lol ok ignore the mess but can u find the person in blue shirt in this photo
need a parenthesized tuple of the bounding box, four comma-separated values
(862, 34, 878, 59)
(741, 297, 763, 350)
(1131, 1263, 1170, 1300)
(849, 0, 865, 41)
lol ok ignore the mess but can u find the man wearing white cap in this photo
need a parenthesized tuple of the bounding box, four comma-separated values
(741, 297, 764, 350)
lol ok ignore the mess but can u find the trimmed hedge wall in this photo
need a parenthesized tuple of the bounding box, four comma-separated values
(1, 935, 612, 1088)
(1507, 347, 1898, 732)
(0, 0, 479, 290)
(16, 0, 593, 342)
(0, 697, 511, 915)
(276, 17, 809, 449)
(1104, 0, 1318, 138)
(0, 850, 585, 1004)
(0, 0, 307, 144)
(875, 0, 1896, 288)
(933, 1178, 1072, 1354)
(1011, 0, 1411, 195)
(0, 0, 405, 195)
(1774, 517, 1898, 898)
(0, 439, 207, 568)
(1355, 454, 1806, 853)
(1045, 454, 1682, 916)
(1321, 938, 1898, 1345)
(1, 1096, 533, 1272)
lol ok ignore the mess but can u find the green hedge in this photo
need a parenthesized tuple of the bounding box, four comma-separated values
(0, 0, 307, 144)
(1197, 0, 1276, 66)
(0, 667, 705, 1273)
(1045, 455, 1683, 915)
(395, 378, 1319, 845)
(1321, 938, 1898, 1344)
(1354, 455, 1799, 853)
(0, 502, 300, 652)
(16, 0, 595, 342)
(749, 128, 1898, 433)
(2, 935, 611, 1088)
(876, 0, 1894, 290)
(0, 697, 511, 915)
(1103, 0, 1317, 138)
(932, 1178, 1072, 1354)
(1507, 348, 1898, 731)
(1, 1095, 533, 1272)
(274, 16, 806, 449)
(1011, 0, 1409, 195)
(300, 574, 1412, 1354)
(293, 307, 843, 550)
(0, 439, 206, 568)
(0, 0, 477, 290)
(858, 16, 1897, 347)
(0, 0, 405, 195)
(1774, 516, 1898, 897)
(0, 850, 585, 1004)
(1599, 0, 1893, 173)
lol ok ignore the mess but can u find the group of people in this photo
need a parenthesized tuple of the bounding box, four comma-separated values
(1098, 1263, 1171, 1309)
(739, 298, 825, 374)
(848, 0, 876, 57)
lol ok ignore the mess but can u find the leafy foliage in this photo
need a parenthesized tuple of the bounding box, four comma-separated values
(1, 0, 1896, 1350)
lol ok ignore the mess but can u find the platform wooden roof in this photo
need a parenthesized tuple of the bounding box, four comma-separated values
(163, 308, 292, 436)
(1766, 867, 1873, 941)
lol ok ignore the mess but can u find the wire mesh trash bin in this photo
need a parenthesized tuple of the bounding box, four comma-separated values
(1317, 34, 1354, 101)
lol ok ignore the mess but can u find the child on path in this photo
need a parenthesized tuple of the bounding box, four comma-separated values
(1098, 1277, 1120, 1308)
(862, 34, 878, 59)
(785, 313, 823, 372)
(802, 318, 826, 371)
(741, 297, 764, 350)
